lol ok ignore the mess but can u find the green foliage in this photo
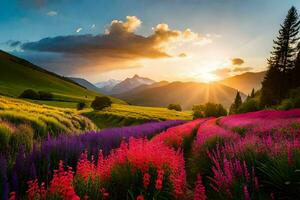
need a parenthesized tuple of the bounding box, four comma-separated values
(38, 91, 53, 100)
(229, 91, 243, 114)
(204, 102, 227, 117)
(167, 104, 182, 111)
(278, 87, 300, 110)
(238, 98, 261, 113)
(258, 150, 300, 199)
(0, 122, 12, 152)
(192, 105, 205, 119)
(19, 89, 39, 100)
(261, 7, 300, 107)
(77, 102, 86, 110)
(193, 103, 227, 119)
(9, 124, 34, 155)
(91, 96, 112, 111)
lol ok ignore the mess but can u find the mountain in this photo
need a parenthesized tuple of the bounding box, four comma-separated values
(0, 50, 124, 104)
(68, 77, 103, 93)
(114, 81, 246, 109)
(109, 74, 155, 94)
(95, 79, 120, 88)
(218, 71, 266, 94)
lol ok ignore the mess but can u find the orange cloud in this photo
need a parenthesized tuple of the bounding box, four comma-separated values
(19, 16, 210, 74)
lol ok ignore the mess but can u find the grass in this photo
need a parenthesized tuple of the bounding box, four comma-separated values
(0, 50, 125, 107)
(82, 104, 193, 128)
(0, 95, 97, 138)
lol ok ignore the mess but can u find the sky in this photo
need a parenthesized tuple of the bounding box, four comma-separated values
(1, 0, 300, 83)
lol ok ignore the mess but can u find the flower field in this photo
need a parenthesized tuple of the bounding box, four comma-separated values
(1, 109, 300, 199)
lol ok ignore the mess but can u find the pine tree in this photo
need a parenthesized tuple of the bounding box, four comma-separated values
(261, 7, 300, 106)
(229, 91, 243, 114)
(250, 88, 255, 98)
(292, 42, 300, 88)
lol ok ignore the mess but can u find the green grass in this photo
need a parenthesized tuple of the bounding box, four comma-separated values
(0, 95, 97, 138)
(0, 50, 125, 106)
(82, 104, 193, 128)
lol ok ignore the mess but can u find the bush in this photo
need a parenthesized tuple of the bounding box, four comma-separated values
(192, 105, 205, 119)
(167, 104, 182, 111)
(237, 99, 261, 113)
(19, 89, 39, 100)
(204, 102, 227, 117)
(77, 102, 86, 110)
(91, 96, 112, 111)
(38, 91, 53, 100)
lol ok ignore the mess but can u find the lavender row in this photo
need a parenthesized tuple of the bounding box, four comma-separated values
(1, 120, 185, 199)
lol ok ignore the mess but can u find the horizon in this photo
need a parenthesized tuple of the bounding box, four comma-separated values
(0, 0, 299, 83)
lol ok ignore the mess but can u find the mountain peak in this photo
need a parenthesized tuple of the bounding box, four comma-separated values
(133, 74, 140, 78)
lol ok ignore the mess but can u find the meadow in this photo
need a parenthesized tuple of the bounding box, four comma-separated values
(81, 104, 193, 128)
(1, 108, 299, 199)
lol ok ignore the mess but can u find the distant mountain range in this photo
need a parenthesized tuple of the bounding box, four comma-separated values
(114, 81, 247, 109)
(218, 71, 266, 94)
(106, 74, 155, 95)
(69, 71, 266, 109)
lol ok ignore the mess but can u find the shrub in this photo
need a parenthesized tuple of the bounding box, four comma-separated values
(91, 96, 112, 111)
(238, 99, 260, 113)
(38, 91, 53, 100)
(204, 102, 227, 117)
(167, 104, 182, 111)
(192, 105, 205, 119)
(19, 89, 39, 100)
(77, 102, 86, 110)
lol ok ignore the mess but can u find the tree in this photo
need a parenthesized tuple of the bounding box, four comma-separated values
(77, 102, 86, 110)
(250, 88, 255, 98)
(192, 105, 205, 119)
(19, 89, 39, 100)
(38, 91, 53, 100)
(204, 102, 227, 118)
(167, 104, 182, 111)
(261, 7, 300, 106)
(91, 96, 112, 110)
(229, 91, 242, 114)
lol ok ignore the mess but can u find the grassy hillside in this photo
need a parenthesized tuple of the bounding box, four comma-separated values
(82, 104, 192, 128)
(115, 82, 246, 109)
(0, 50, 125, 107)
(0, 95, 97, 155)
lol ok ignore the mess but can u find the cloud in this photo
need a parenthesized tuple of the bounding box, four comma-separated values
(47, 11, 58, 16)
(76, 27, 82, 33)
(231, 58, 244, 65)
(91, 24, 96, 29)
(6, 40, 22, 47)
(233, 66, 253, 72)
(212, 68, 231, 78)
(178, 53, 187, 57)
(19, 16, 209, 74)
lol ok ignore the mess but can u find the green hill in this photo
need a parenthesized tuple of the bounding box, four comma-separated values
(0, 50, 125, 107)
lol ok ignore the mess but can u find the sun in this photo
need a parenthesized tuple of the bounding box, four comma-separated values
(200, 72, 219, 83)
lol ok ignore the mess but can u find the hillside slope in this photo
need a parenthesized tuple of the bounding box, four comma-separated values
(0, 50, 124, 105)
(68, 77, 103, 93)
(218, 71, 266, 94)
(115, 81, 246, 109)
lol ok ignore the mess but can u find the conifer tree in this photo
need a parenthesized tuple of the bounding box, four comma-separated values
(261, 6, 300, 106)
(250, 88, 255, 98)
(229, 91, 242, 114)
